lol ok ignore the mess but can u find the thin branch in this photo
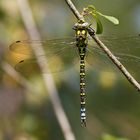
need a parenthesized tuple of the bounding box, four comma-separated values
(16, 0, 76, 140)
(65, 0, 83, 21)
(65, 0, 140, 92)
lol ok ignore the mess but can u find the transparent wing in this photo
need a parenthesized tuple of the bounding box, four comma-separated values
(9, 38, 79, 74)
(10, 38, 76, 55)
(10, 35, 140, 79)
(86, 35, 140, 80)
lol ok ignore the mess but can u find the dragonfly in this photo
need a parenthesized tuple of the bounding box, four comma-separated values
(9, 20, 140, 126)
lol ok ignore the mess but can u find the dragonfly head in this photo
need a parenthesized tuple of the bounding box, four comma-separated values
(73, 20, 89, 41)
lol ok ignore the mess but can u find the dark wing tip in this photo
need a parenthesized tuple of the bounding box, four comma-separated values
(19, 60, 24, 63)
(15, 40, 21, 43)
(9, 40, 22, 50)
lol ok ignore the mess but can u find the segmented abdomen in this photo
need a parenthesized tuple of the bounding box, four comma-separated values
(80, 59, 86, 126)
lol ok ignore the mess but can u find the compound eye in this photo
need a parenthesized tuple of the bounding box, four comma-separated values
(82, 30, 86, 35)
(77, 30, 81, 35)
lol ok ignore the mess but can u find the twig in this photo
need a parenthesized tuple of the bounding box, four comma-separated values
(65, 0, 140, 92)
(16, 0, 76, 140)
(65, 0, 83, 21)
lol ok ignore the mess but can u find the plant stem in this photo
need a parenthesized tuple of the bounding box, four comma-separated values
(17, 0, 76, 140)
(65, 0, 84, 21)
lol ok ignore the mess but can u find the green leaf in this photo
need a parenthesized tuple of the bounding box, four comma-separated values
(87, 5, 96, 11)
(94, 15, 103, 34)
(97, 12, 119, 25)
(83, 4, 119, 34)
(102, 134, 129, 140)
(86, 6, 103, 34)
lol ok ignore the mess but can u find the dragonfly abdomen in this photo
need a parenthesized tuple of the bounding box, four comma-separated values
(80, 59, 86, 126)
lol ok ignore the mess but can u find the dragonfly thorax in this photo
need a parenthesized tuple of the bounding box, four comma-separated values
(75, 29, 88, 60)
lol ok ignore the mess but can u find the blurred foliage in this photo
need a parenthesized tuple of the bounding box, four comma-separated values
(102, 133, 129, 140)
(0, 0, 140, 140)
